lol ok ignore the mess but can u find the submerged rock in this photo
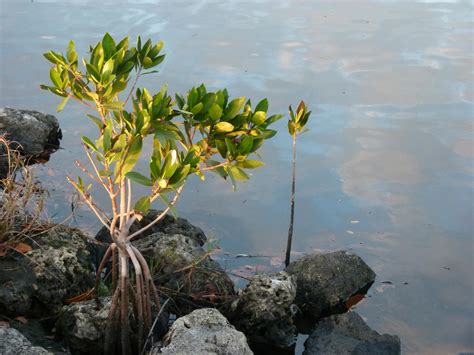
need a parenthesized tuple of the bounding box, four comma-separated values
(229, 272, 297, 348)
(0, 224, 96, 317)
(95, 210, 207, 246)
(285, 250, 376, 320)
(304, 312, 401, 354)
(0, 325, 52, 355)
(134, 232, 235, 316)
(0, 107, 62, 177)
(153, 308, 253, 355)
(55, 297, 111, 354)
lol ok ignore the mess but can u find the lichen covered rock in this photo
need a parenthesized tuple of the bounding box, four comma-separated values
(0, 325, 52, 355)
(153, 308, 253, 355)
(285, 250, 376, 319)
(303, 312, 401, 354)
(0, 224, 97, 317)
(229, 272, 297, 348)
(54, 297, 111, 354)
(134, 232, 235, 316)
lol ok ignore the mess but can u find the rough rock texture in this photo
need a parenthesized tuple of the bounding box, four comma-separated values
(95, 210, 207, 246)
(153, 308, 253, 355)
(55, 297, 111, 354)
(0, 107, 61, 155)
(285, 251, 376, 319)
(229, 272, 297, 348)
(303, 312, 401, 355)
(0, 224, 97, 317)
(0, 107, 62, 177)
(0, 325, 52, 355)
(134, 232, 235, 316)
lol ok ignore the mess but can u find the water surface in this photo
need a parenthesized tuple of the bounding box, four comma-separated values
(0, 0, 473, 353)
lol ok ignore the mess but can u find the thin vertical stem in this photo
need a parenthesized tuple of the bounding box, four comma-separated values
(285, 132, 297, 267)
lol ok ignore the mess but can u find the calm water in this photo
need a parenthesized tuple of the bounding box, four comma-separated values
(1, 0, 473, 353)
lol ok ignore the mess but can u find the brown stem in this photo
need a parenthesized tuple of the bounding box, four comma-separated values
(105, 286, 121, 355)
(93, 245, 112, 297)
(119, 253, 131, 355)
(285, 132, 297, 267)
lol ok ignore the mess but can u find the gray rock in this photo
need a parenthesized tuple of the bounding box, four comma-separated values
(0, 107, 61, 155)
(303, 312, 401, 354)
(154, 308, 253, 355)
(229, 272, 297, 348)
(285, 251, 376, 319)
(0, 224, 96, 317)
(134, 232, 235, 316)
(0, 325, 52, 355)
(54, 297, 111, 354)
(0, 107, 61, 177)
(95, 210, 207, 246)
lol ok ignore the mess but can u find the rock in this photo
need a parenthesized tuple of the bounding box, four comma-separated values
(0, 325, 52, 355)
(285, 250, 376, 319)
(0, 107, 61, 156)
(55, 297, 111, 354)
(0, 107, 62, 177)
(134, 232, 235, 316)
(229, 272, 297, 348)
(153, 308, 253, 355)
(303, 312, 401, 354)
(95, 210, 207, 246)
(0, 224, 97, 317)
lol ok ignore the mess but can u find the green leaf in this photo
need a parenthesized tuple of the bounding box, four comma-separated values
(214, 121, 234, 133)
(239, 159, 264, 169)
(224, 97, 246, 120)
(190, 102, 203, 115)
(120, 135, 143, 177)
(215, 139, 227, 158)
(85, 63, 100, 82)
(251, 111, 266, 125)
(102, 33, 117, 58)
(160, 194, 177, 219)
(238, 136, 253, 155)
(81, 136, 99, 153)
(103, 101, 124, 111)
(126, 171, 153, 186)
(86, 114, 104, 129)
(134, 196, 150, 214)
(49, 67, 62, 88)
(56, 96, 69, 112)
(208, 104, 223, 122)
(263, 114, 284, 128)
(229, 166, 249, 180)
(204, 160, 227, 179)
(66, 40, 77, 63)
(255, 98, 268, 113)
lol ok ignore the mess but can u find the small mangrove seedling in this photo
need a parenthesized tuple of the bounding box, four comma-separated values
(41, 33, 283, 354)
(285, 101, 311, 267)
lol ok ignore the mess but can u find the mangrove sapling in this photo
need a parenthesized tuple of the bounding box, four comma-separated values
(284, 101, 311, 267)
(41, 33, 283, 354)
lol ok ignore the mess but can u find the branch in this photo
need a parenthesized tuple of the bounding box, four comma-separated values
(127, 186, 184, 241)
(67, 176, 111, 230)
(201, 162, 227, 171)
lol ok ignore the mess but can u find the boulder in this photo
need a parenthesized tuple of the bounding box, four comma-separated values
(229, 272, 297, 348)
(285, 251, 376, 319)
(303, 312, 401, 354)
(0, 325, 52, 355)
(153, 308, 253, 355)
(0, 224, 97, 317)
(134, 232, 235, 316)
(54, 297, 111, 354)
(95, 210, 207, 246)
(0, 107, 62, 177)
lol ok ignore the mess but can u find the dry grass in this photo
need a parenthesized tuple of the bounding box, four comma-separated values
(0, 136, 45, 249)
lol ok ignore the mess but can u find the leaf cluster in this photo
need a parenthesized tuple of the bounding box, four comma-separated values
(288, 100, 311, 136)
(41, 33, 283, 215)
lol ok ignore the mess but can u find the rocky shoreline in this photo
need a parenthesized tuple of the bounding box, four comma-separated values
(0, 108, 400, 354)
